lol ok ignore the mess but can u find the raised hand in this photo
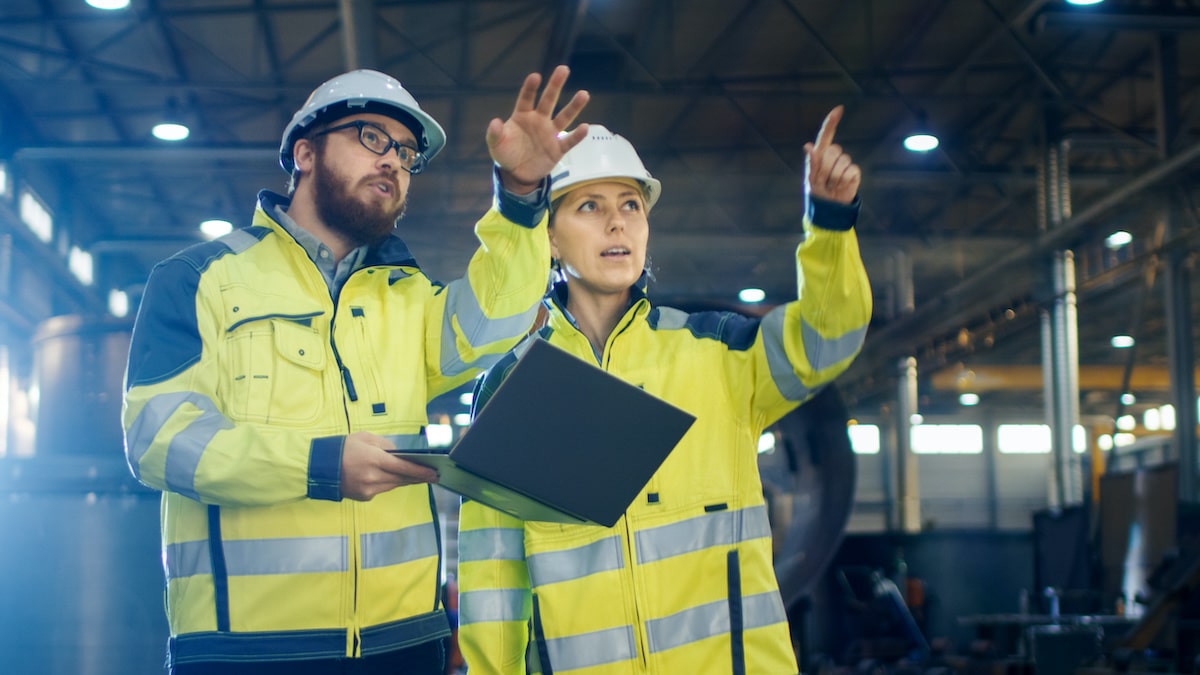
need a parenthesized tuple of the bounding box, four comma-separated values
(487, 65, 590, 194)
(804, 105, 861, 205)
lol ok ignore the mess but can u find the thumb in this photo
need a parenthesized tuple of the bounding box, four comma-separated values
(485, 118, 505, 150)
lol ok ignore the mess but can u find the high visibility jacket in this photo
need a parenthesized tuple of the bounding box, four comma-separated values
(123, 187, 550, 667)
(457, 201, 872, 675)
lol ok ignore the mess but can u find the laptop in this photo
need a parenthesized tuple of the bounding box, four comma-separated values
(394, 338, 696, 527)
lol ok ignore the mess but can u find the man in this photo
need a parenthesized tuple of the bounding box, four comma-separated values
(122, 66, 588, 674)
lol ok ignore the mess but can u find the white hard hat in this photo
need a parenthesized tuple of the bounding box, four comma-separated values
(549, 125, 661, 210)
(279, 69, 446, 174)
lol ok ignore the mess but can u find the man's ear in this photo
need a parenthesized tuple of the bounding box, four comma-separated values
(293, 138, 315, 174)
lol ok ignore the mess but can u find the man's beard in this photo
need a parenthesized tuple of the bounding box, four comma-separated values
(312, 152, 407, 248)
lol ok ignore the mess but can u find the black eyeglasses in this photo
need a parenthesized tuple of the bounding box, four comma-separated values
(313, 120, 428, 174)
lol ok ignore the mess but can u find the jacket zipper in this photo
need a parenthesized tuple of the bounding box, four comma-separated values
(601, 313, 651, 671)
(329, 306, 363, 658)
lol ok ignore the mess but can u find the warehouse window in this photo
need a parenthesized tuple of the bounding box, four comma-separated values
(997, 424, 1051, 454)
(911, 424, 983, 454)
(998, 424, 1090, 453)
(19, 187, 53, 243)
(0, 162, 9, 200)
(68, 246, 93, 286)
(848, 423, 880, 454)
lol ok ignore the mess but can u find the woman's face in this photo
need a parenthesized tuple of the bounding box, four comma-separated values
(549, 180, 649, 299)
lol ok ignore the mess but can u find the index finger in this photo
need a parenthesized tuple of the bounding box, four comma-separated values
(813, 105, 844, 150)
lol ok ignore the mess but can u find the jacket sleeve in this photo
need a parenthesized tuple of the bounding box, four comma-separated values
(742, 196, 873, 428)
(423, 172, 552, 399)
(122, 254, 339, 506)
(457, 499, 533, 675)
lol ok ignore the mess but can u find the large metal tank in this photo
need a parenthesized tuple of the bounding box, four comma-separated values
(31, 314, 132, 456)
(5, 314, 166, 674)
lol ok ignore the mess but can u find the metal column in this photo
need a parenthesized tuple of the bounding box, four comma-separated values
(1039, 131, 1083, 509)
(895, 356, 921, 532)
(1155, 33, 1198, 501)
(339, 0, 378, 70)
(887, 251, 921, 532)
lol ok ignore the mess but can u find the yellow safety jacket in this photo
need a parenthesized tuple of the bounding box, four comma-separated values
(457, 201, 872, 675)
(123, 187, 550, 666)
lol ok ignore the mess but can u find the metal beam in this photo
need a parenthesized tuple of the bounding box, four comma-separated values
(931, 364, 1200, 393)
(843, 140, 1200, 387)
(1033, 7, 1200, 32)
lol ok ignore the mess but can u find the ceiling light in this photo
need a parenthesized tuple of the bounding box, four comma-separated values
(1110, 335, 1135, 349)
(738, 288, 765, 303)
(86, 0, 130, 9)
(153, 97, 190, 141)
(1105, 230, 1132, 249)
(199, 219, 233, 239)
(1120, 392, 1136, 406)
(153, 122, 189, 142)
(1065, 0, 1104, 5)
(903, 133, 939, 153)
(959, 393, 980, 406)
(903, 112, 939, 153)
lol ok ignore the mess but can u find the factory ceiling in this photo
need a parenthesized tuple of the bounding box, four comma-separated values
(1, 0, 1199, 421)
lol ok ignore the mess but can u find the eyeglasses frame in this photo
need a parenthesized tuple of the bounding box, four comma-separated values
(312, 119, 428, 175)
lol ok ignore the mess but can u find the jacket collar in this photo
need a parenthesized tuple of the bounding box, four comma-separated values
(256, 190, 420, 269)
(546, 270, 652, 326)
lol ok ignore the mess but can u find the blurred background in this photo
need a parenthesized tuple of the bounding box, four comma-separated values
(1, 0, 1200, 673)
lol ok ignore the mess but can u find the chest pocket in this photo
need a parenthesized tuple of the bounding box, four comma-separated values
(223, 316, 328, 425)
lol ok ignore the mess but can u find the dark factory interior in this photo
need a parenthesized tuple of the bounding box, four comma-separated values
(2, 1, 1200, 673)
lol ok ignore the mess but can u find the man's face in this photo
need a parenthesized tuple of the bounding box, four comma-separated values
(309, 113, 415, 247)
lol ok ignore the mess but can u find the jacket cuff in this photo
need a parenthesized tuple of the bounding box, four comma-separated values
(806, 195, 860, 231)
(493, 165, 549, 229)
(308, 436, 344, 501)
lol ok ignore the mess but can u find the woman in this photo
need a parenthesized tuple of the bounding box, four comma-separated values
(457, 112, 871, 675)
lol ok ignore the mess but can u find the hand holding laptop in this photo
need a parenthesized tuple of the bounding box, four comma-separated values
(341, 431, 439, 501)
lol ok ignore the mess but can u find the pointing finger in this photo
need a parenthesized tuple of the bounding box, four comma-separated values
(814, 105, 844, 151)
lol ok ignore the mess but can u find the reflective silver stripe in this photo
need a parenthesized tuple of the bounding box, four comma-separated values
(527, 535, 623, 586)
(543, 625, 636, 671)
(361, 523, 439, 569)
(761, 306, 866, 401)
(654, 306, 688, 330)
(645, 591, 787, 654)
(380, 433, 429, 450)
(165, 540, 210, 580)
(459, 527, 525, 561)
(635, 505, 771, 564)
(167, 536, 349, 579)
(439, 280, 539, 376)
(128, 391, 233, 500)
(224, 229, 261, 253)
(459, 588, 528, 624)
(225, 536, 347, 575)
